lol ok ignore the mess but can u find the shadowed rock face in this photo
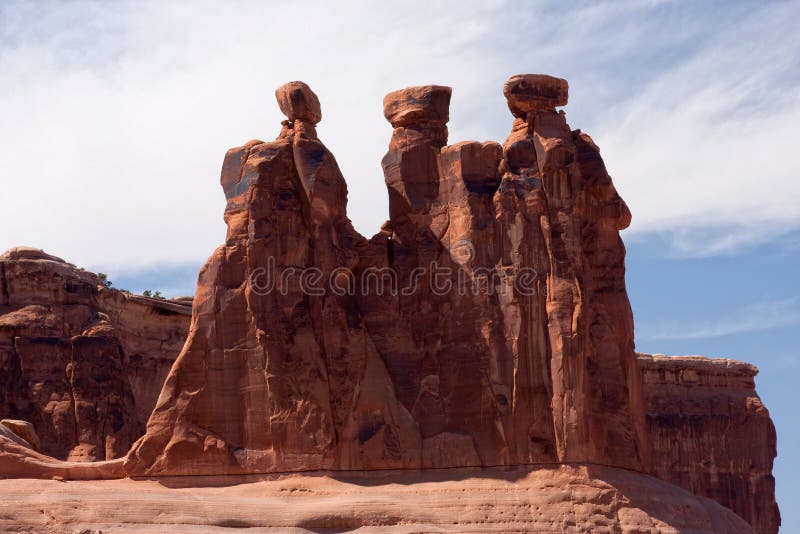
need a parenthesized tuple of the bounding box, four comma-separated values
(0, 247, 191, 461)
(124, 76, 651, 476)
(639, 354, 780, 534)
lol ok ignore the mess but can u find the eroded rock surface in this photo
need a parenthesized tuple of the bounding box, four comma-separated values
(640, 353, 779, 534)
(0, 248, 191, 461)
(0, 465, 756, 533)
(125, 81, 419, 476)
(0, 419, 39, 450)
(125, 76, 649, 476)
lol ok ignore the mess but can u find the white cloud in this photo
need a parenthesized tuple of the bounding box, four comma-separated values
(600, 2, 800, 253)
(640, 298, 800, 341)
(0, 1, 798, 273)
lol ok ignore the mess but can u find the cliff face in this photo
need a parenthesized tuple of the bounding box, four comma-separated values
(0, 247, 191, 461)
(639, 354, 779, 534)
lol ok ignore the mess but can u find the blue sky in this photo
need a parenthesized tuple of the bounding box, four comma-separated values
(1, 0, 798, 528)
(627, 232, 800, 530)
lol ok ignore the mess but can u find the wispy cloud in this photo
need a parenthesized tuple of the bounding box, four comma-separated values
(0, 1, 798, 271)
(640, 298, 800, 341)
(601, 2, 800, 256)
(626, 224, 800, 258)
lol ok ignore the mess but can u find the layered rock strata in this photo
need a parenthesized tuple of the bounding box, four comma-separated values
(0, 465, 755, 533)
(639, 353, 779, 534)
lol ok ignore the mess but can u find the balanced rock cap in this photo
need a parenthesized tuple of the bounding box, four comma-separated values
(383, 85, 452, 127)
(503, 74, 568, 117)
(275, 81, 322, 124)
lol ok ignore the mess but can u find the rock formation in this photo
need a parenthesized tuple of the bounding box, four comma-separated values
(124, 82, 421, 476)
(124, 77, 650, 476)
(639, 354, 780, 534)
(0, 247, 191, 461)
(0, 76, 779, 534)
(0, 419, 39, 450)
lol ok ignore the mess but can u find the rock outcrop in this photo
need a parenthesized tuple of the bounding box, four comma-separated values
(0, 465, 755, 533)
(0, 247, 191, 461)
(0, 419, 40, 450)
(639, 353, 779, 534)
(0, 425, 124, 479)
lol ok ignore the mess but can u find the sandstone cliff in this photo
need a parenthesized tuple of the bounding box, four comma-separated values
(0, 247, 191, 461)
(639, 353, 779, 534)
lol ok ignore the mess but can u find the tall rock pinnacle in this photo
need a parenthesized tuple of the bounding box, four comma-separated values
(123, 76, 650, 475)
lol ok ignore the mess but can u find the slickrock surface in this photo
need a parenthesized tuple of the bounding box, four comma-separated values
(0, 418, 39, 450)
(0, 465, 754, 533)
(0, 427, 124, 479)
(0, 247, 191, 461)
(639, 354, 779, 534)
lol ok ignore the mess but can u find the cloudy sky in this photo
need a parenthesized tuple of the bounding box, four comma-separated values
(1, 0, 798, 526)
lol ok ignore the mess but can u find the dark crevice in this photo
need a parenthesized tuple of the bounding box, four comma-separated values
(66, 340, 81, 453)
(0, 261, 9, 306)
(386, 235, 394, 267)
